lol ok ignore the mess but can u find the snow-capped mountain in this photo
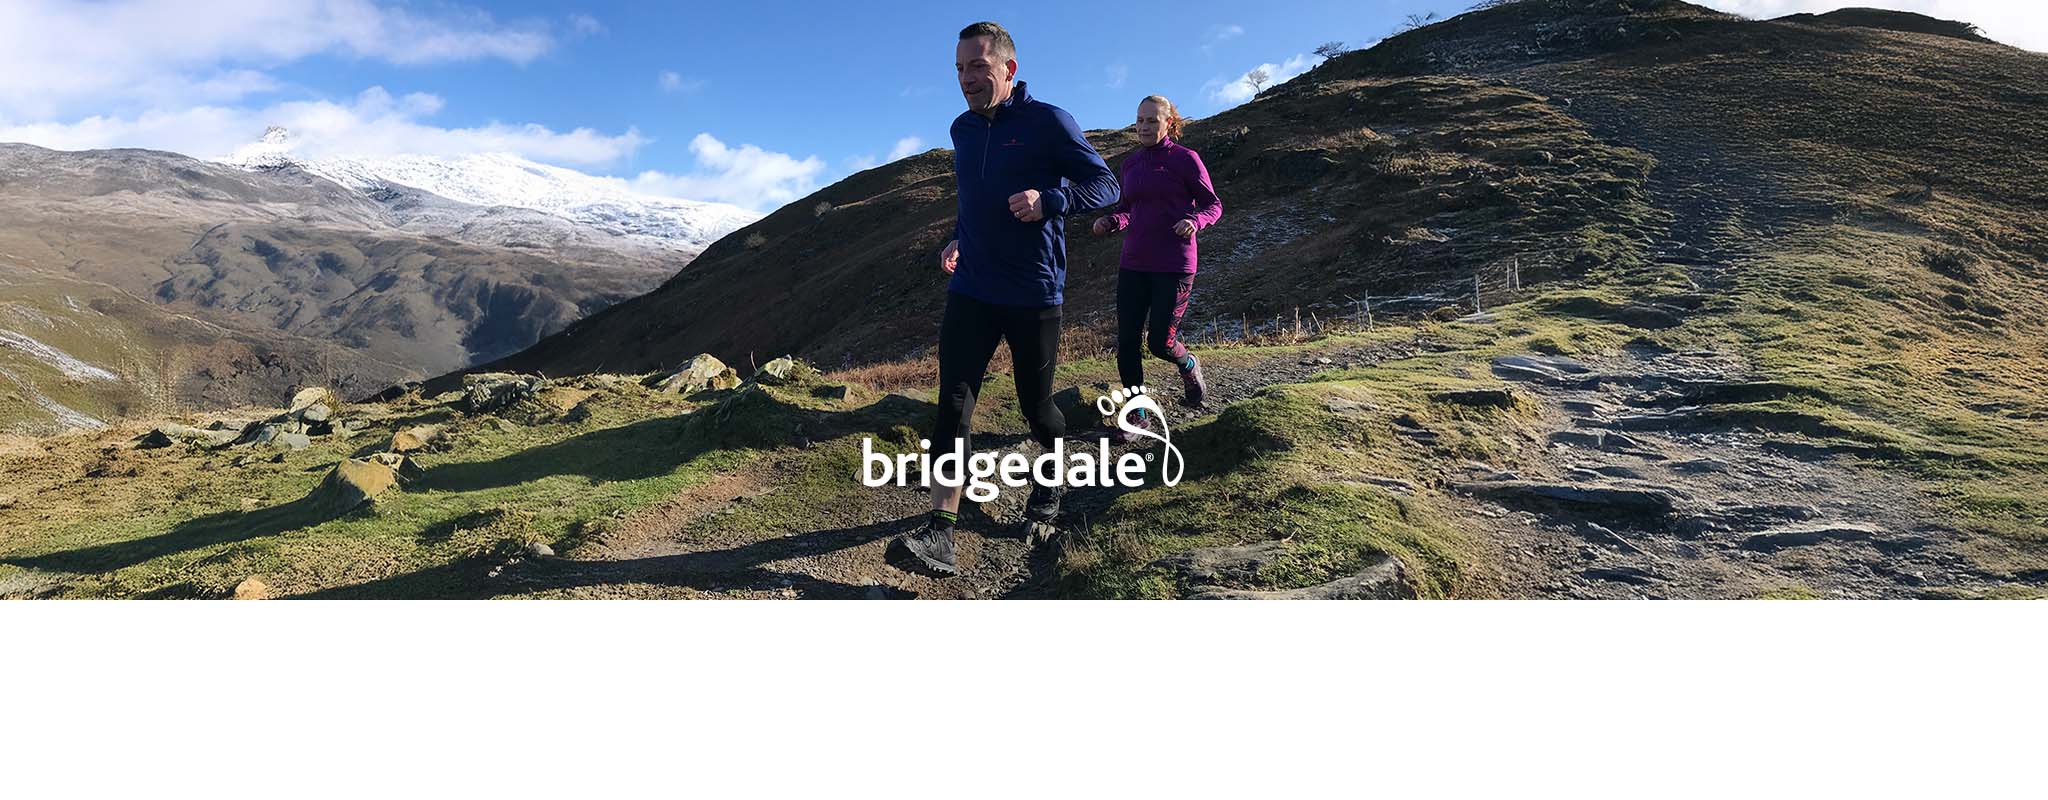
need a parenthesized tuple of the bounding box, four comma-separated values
(220, 127, 759, 252)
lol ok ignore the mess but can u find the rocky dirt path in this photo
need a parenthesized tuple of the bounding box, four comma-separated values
(482, 332, 2041, 599)
(1447, 348, 2035, 598)
(487, 335, 1440, 599)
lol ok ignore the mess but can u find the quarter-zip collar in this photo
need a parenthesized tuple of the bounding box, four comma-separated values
(993, 80, 1030, 119)
(974, 81, 1033, 177)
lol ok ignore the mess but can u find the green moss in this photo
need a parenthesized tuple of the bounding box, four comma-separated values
(1055, 377, 1485, 599)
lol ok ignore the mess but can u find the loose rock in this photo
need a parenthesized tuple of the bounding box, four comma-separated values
(1491, 354, 1594, 385)
(1431, 387, 1519, 408)
(651, 354, 742, 395)
(289, 387, 342, 414)
(1191, 553, 1411, 599)
(462, 373, 545, 414)
(1150, 541, 1292, 586)
(232, 577, 272, 600)
(307, 457, 400, 516)
(1741, 523, 1884, 552)
(390, 425, 445, 453)
(1455, 480, 1681, 514)
(136, 423, 238, 449)
(755, 356, 819, 386)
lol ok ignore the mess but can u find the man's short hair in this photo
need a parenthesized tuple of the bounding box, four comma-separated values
(959, 21, 1015, 61)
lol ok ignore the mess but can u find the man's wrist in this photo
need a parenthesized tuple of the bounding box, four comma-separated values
(1039, 189, 1067, 218)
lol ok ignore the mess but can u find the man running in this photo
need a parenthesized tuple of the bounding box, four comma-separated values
(894, 21, 1120, 577)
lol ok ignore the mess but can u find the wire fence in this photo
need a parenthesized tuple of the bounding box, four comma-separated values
(1177, 248, 1568, 349)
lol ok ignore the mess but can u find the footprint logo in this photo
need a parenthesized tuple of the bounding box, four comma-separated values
(1096, 386, 1185, 486)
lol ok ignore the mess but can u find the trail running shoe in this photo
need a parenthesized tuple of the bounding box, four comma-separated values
(1025, 482, 1064, 523)
(1180, 357, 1208, 408)
(893, 523, 959, 577)
(1106, 407, 1154, 445)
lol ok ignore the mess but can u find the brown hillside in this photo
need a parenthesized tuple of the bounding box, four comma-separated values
(452, 0, 2043, 394)
(0, 144, 689, 423)
(444, 67, 1663, 388)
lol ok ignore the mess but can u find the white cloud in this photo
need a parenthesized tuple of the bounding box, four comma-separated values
(1106, 63, 1130, 89)
(0, 0, 558, 119)
(0, 87, 647, 166)
(567, 13, 605, 37)
(1201, 23, 1246, 56)
(658, 71, 706, 94)
(846, 136, 924, 174)
(1203, 53, 1319, 108)
(1696, 1, 2046, 50)
(0, 1, 879, 216)
(886, 136, 924, 162)
(628, 133, 826, 212)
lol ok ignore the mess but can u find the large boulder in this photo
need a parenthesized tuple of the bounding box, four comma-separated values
(389, 425, 445, 454)
(228, 389, 342, 447)
(234, 422, 312, 450)
(366, 451, 425, 482)
(135, 423, 238, 450)
(368, 381, 423, 403)
(307, 457, 400, 516)
(651, 354, 742, 395)
(461, 373, 546, 414)
(298, 403, 333, 424)
(755, 356, 819, 386)
(290, 387, 343, 414)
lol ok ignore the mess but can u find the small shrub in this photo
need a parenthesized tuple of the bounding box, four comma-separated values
(1920, 245, 1976, 282)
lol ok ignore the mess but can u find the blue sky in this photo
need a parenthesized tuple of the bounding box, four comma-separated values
(2, 0, 2041, 212)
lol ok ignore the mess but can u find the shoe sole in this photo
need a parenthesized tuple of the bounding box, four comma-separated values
(1020, 520, 1058, 549)
(888, 535, 959, 578)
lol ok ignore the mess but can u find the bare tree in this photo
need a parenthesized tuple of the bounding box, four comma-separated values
(1399, 11, 1440, 32)
(1314, 41, 1348, 59)
(1245, 68, 1270, 95)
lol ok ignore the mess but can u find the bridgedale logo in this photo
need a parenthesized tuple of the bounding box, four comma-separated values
(861, 387, 1186, 502)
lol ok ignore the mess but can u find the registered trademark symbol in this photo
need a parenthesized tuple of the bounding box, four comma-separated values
(1145, 453, 1155, 461)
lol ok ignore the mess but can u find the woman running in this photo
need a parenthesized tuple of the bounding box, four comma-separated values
(1092, 94, 1221, 440)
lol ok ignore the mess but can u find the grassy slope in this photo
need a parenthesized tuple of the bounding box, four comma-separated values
(5, 1, 2044, 597)
(0, 306, 1617, 598)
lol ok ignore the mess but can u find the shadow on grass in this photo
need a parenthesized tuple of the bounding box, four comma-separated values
(413, 389, 948, 494)
(1, 494, 339, 574)
(7, 388, 993, 591)
(414, 415, 707, 493)
(297, 516, 911, 599)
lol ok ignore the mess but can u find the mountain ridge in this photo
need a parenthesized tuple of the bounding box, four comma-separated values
(0, 138, 751, 431)
(4, 0, 2044, 600)
(219, 126, 760, 253)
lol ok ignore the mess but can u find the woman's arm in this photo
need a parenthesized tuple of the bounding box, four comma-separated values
(1107, 157, 1135, 231)
(1183, 150, 1223, 230)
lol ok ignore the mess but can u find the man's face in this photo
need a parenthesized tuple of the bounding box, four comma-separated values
(956, 36, 1015, 114)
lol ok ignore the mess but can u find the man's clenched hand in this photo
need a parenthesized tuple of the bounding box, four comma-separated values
(1007, 189, 1044, 222)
